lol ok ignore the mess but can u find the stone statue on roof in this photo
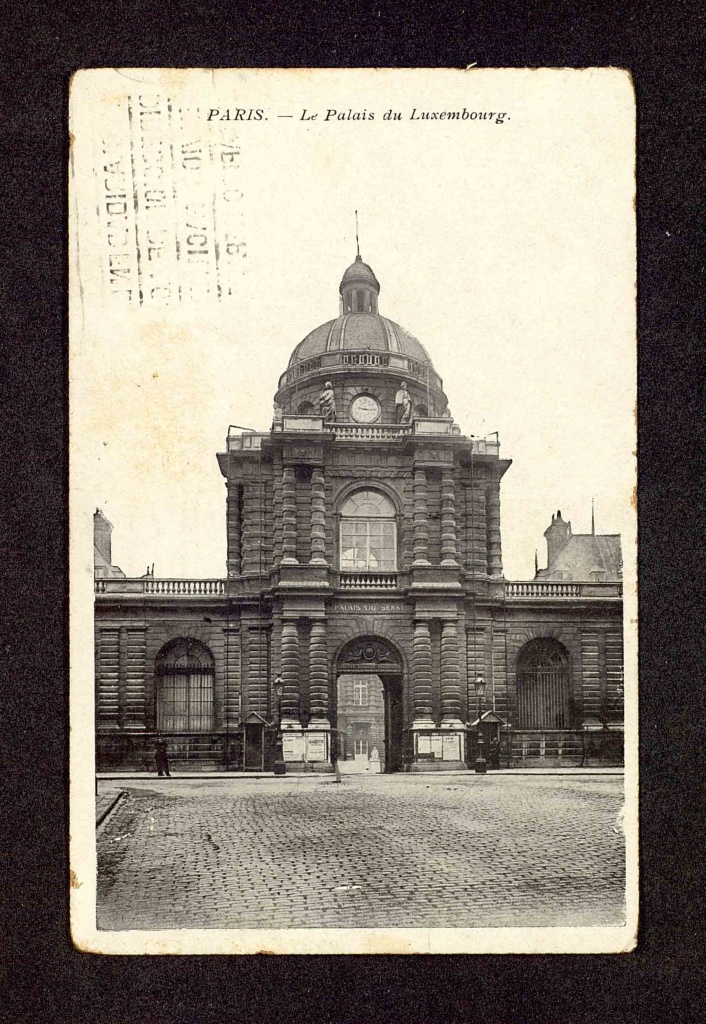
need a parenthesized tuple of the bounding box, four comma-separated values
(395, 381, 412, 424)
(319, 381, 336, 422)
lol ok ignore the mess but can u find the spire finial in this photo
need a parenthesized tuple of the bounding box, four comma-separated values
(355, 210, 360, 258)
(591, 497, 595, 535)
(534, 548, 539, 574)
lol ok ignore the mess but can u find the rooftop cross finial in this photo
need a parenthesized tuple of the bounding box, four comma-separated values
(355, 210, 360, 258)
(591, 497, 595, 535)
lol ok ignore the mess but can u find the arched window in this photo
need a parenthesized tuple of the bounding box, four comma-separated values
(297, 400, 315, 415)
(517, 638, 570, 729)
(340, 489, 397, 571)
(415, 404, 429, 418)
(155, 638, 215, 732)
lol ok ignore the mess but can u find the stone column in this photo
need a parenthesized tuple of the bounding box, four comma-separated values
(486, 480, 503, 578)
(412, 620, 434, 721)
(308, 621, 329, 721)
(440, 621, 462, 721)
(281, 465, 298, 564)
(413, 467, 430, 565)
(310, 467, 327, 565)
(440, 469, 458, 565)
(280, 619, 301, 721)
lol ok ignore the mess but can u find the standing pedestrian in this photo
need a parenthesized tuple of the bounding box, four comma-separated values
(489, 735, 501, 771)
(155, 734, 171, 777)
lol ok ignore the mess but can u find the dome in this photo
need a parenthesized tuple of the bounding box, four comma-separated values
(288, 313, 434, 368)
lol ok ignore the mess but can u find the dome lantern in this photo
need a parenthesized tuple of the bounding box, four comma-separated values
(339, 254, 380, 315)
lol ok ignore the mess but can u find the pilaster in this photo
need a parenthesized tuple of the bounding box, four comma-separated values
(440, 620, 462, 722)
(440, 469, 458, 565)
(280, 618, 301, 721)
(281, 465, 298, 564)
(272, 450, 283, 566)
(222, 624, 241, 728)
(226, 482, 242, 576)
(308, 620, 329, 721)
(310, 466, 327, 565)
(413, 467, 430, 565)
(96, 627, 120, 730)
(486, 477, 503, 578)
(124, 626, 147, 730)
(412, 620, 433, 722)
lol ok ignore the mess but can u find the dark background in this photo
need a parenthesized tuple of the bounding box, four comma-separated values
(2, 2, 704, 1021)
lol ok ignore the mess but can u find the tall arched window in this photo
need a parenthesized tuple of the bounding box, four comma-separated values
(155, 638, 215, 732)
(517, 638, 570, 729)
(340, 489, 397, 571)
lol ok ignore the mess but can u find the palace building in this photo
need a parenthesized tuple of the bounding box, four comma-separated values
(94, 253, 624, 773)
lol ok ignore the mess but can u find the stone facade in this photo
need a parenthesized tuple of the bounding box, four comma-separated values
(95, 255, 624, 772)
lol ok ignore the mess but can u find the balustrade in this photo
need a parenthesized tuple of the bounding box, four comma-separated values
(332, 424, 411, 441)
(339, 572, 398, 590)
(506, 581, 582, 598)
(94, 578, 225, 595)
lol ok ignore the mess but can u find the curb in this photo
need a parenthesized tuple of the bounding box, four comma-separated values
(96, 789, 125, 827)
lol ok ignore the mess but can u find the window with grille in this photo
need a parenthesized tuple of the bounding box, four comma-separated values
(155, 638, 215, 732)
(340, 490, 397, 571)
(516, 638, 570, 729)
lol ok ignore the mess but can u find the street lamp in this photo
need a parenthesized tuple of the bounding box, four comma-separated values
(273, 675, 286, 776)
(474, 674, 487, 775)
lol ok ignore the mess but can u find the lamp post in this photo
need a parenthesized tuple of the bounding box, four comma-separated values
(474, 674, 487, 774)
(273, 675, 286, 775)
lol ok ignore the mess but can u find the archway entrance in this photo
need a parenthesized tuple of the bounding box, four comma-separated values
(334, 637, 404, 774)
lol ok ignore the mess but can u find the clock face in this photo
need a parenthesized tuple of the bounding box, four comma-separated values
(350, 394, 381, 423)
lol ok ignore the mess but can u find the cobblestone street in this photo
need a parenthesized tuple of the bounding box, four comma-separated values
(97, 774, 625, 931)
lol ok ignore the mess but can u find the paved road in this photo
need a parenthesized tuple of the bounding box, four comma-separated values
(97, 774, 625, 931)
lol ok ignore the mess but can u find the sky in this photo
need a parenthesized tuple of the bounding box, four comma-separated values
(72, 68, 636, 582)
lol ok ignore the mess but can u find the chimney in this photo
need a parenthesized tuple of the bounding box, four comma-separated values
(544, 509, 571, 567)
(94, 508, 113, 565)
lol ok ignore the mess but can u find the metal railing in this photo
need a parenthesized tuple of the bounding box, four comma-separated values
(226, 431, 266, 452)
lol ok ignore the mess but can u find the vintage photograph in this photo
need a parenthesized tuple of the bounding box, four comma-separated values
(69, 68, 637, 954)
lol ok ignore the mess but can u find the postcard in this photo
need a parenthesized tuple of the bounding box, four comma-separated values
(69, 67, 637, 954)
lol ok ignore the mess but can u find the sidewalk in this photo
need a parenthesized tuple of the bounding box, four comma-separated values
(96, 785, 125, 825)
(97, 766, 623, 782)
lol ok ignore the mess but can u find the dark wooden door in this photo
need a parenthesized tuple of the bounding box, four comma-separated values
(243, 723, 264, 770)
